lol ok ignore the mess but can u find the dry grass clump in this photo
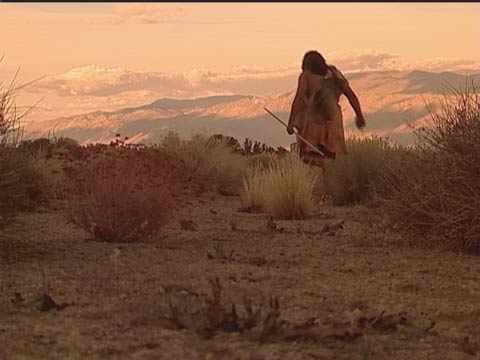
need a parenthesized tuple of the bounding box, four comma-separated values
(0, 73, 22, 148)
(13, 137, 85, 204)
(53, 136, 81, 156)
(63, 148, 193, 242)
(0, 149, 49, 225)
(241, 152, 318, 219)
(18, 136, 82, 160)
(376, 82, 480, 252)
(246, 152, 276, 171)
(241, 166, 267, 213)
(159, 132, 248, 195)
(17, 138, 54, 158)
(324, 136, 404, 206)
(0, 65, 48, 227)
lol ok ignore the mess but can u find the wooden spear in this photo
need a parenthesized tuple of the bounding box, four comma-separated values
(263, 107, 326, 157)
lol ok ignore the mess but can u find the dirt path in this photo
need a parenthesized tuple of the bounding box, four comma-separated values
(1, 195, 479, 360)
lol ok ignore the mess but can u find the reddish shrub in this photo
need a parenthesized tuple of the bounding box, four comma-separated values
(63, 148, 193, 242)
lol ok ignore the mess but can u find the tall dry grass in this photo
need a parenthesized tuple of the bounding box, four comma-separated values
(0, 64, 47, 226)
(376, 81, 480, 252)
(324, 136, 404, 206)
(0, 150, 49, 217)
(0, 71, 22, 147)
(241, 166, 268, 213)
(241, 152, 318, 219)
(159, 132, 248, 196)
(18, 136, 82, 159)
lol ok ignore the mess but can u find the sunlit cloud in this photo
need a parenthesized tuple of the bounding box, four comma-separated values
(33, 65, 186, 96)
(96, 4, 185, 25)
(330, 51, 480, 73)
(401, 58, 480, 73)
(330, 51, 400, 72)
(31, 52, 480, 100)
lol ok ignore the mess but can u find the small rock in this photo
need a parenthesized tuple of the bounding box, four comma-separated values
(320, 220, 345, 235)
(36, 294, 69, 312)
(180, 219, 198, 231)
(11, 292, 25, 305)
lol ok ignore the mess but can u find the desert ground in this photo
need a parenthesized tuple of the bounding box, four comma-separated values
(1, 194, 478, 360)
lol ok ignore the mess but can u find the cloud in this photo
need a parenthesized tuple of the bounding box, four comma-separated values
(330, 51, 400, 72)
(34, 65, 187, 96)
(329, 51, 480, 73)
(28, 53, 480, 121)
(97, 4, 185, 25)
(231, 65, 298, 77)
(32, 64, 301, 99)
(184, 69, 217, 88)
(25, 19, 69, 25)
(401, 58, 480, 73)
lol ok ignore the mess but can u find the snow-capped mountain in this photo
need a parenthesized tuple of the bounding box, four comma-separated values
(23, 70, 479, 147)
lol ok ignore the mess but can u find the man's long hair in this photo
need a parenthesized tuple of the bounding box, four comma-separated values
(302, 51, 328, 76)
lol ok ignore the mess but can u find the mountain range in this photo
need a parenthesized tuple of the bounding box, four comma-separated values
(23, 70, 479, 147)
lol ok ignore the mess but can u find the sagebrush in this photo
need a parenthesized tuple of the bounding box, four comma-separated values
(376, 81, 480, 252)
(0, 65, 47, 227)
(63, 148, 193, 242)
(324, 135, 404, 206)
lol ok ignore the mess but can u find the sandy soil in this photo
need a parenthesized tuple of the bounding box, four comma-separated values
(1, 195, 479, 360)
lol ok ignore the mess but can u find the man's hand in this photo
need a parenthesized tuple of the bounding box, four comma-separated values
(287, 123, 296, 135)
(355, 115, 366, 130)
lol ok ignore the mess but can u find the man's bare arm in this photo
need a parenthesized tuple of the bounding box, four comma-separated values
(287, 73, 308, 134)
(343, 85, 366, 129)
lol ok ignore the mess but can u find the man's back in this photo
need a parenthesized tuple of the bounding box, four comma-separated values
(301, 66, 347, 125)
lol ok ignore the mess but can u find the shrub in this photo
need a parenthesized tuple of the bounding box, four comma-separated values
(159, 132, 248, 196)
(15, 137, 85, 204)
(240, 137, 277, 155)
(241, 152, 318, 219)
(63, 148, 193, 242)
(0, 149, 49, 225)
(17, 138, 54, 158)
(376, 82, 480, 252)
(0, 64, 47, 227)
(52, 137, 82, 159)
(0, 73, 22, 148)
(324, 136, 404, 206)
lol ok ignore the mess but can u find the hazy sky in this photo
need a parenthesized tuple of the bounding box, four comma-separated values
(1, 2, 479, 121)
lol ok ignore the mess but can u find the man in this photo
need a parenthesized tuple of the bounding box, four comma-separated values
(287, 50, 366, 168)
